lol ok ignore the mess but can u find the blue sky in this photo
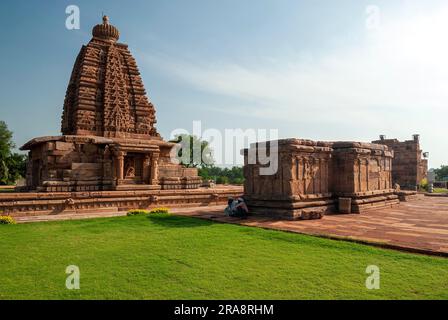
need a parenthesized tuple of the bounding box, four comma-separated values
(0, 0, 447, 167)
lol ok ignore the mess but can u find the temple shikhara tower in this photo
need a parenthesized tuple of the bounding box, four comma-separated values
(21, 16, 202, 192)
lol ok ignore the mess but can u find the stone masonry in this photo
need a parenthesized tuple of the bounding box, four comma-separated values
(331, 142, 398, 213)
(242, 139, 399, 220)
(372, 135, 428, 190)
(242, 139, 335, 220)
(0, 16, 244, 218)
(20, 16, 202, 193)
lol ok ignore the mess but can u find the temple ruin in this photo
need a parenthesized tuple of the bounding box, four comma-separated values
(372, 135, 428, 190)
(242, 139, 399, 220)
(0, 17, 242, 217)
(21, 16, 202, 193)
(0, 16, 428, 220)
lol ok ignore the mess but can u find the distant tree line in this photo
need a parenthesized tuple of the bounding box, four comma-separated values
(434, 165, 448, 181)
(0, 121, 27, 185)
(170, 134, 244, 185)
(199, 166, 244, 185)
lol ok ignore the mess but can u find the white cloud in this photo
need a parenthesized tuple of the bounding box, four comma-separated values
(141, 5, 448, 167)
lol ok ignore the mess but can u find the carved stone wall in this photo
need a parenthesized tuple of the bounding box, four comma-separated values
(21, 16, 202, 192)
(61, 17, 158, 139)
(0, 187, 243, 217)
(372, 135, 428, 190)
(331, 142, 399, 213)
(24, 136, 115, 192)
(243, 139, 399, 219)
(242, 139, 335, 220)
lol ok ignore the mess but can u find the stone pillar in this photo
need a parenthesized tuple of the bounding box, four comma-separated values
(150, 152, 159, 185)
(366, 159, 370, 191)
(116, 151, 126, 185)
(143, 154, 151, 184)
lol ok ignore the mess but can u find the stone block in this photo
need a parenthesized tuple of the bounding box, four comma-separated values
(55, 141, 75, 151)
(338, 198, 352, 214)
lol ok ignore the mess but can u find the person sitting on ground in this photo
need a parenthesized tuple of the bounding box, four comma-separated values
(235, 197, 249, 218)
(224, 197, 249, 219)
(224, 198, 235, 216)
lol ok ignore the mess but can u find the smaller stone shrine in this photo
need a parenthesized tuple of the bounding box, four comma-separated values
(372, 134, 428, 190)
(242, 139, 334, 220)
(331, 142, 399, 213)
(242, 139, 399, 220)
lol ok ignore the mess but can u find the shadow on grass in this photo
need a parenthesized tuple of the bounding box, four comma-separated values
(147, 213, 214, 228)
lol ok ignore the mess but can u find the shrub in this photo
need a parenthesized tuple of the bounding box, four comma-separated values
(419, 178, 429, 192)
(0, 215, 16, 225)
(216, 176, 229, 184)
(127, 209, 150, 216)
(127, 208, 170, 216)
(149, 207, 170, 214)
(232, 177, 244, 185)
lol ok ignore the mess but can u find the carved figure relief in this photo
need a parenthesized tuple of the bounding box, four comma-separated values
(125, 158, 136, 178)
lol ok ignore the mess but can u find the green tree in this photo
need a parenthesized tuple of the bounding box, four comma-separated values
(198, 166, 244, 185)
(434, 166, 448, 181)
(0, 121, 27, 185)
(170, 134, 214, 168)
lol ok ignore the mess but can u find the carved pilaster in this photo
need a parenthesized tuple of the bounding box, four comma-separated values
(115, 151, 126, 184)
(150, 152, 160, 185)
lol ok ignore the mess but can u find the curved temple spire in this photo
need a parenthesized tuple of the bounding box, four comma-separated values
(61, 17, 159, 139)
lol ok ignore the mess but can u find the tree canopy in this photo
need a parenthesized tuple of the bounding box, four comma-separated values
(434, 165, 448, 181)
(0, 121, 27, 185)
(199, 166, 244, 185)
(169, 134, 214, 168)
(168, 134, 243, 185)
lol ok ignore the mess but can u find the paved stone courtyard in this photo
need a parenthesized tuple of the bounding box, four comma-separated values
(14, 195, 448, 256)
(176, 195, 448, 256)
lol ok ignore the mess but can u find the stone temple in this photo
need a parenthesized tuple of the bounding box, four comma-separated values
(21, 16, 202, 192)
(0, 17, 242, 217)
(242, 139, 400, 220)
(0, 17, 425, 219)
(372, 135, 428, 190)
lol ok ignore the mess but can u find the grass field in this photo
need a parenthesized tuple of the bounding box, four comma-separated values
(1, 214, 447, 300)
(434, 188, 448, 194)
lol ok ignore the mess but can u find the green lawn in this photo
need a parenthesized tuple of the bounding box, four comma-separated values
(1, 214, 447, 300)
(434, 188, 448, 194)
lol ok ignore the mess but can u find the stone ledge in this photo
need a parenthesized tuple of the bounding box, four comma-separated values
(0, 186, 244, 217)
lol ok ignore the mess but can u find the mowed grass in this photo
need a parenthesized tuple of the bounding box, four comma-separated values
(0, 214, 447, 300)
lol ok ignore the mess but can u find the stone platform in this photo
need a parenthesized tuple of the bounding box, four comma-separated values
(395, 190, 419, 202)
(0, 186, 243, 217)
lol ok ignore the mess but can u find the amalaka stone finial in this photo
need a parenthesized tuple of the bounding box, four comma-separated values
(92, 15, 119, 42)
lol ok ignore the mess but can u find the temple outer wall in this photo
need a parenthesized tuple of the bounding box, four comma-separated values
(243, 139, 400, 220)
(242, 139, 335, 220)
(21, 135, 202, 193)
(372, 135, 428, 190)
(331, 142, 399, 213)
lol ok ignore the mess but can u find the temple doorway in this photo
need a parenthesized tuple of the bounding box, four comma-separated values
(32, 160, 41, 188)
